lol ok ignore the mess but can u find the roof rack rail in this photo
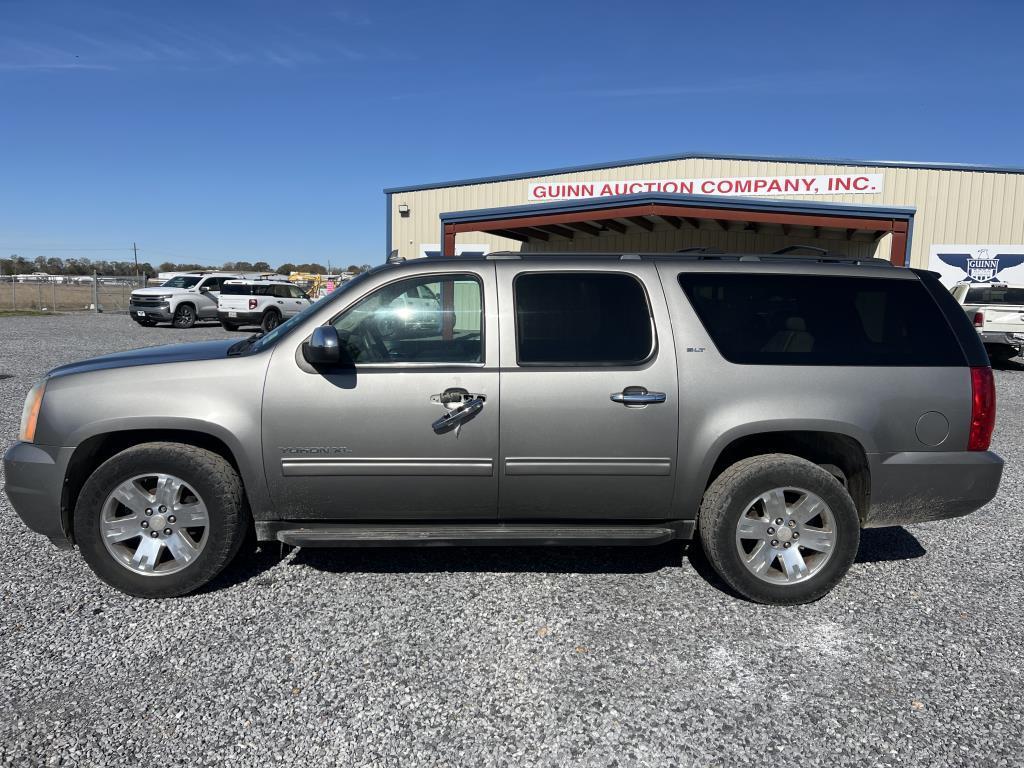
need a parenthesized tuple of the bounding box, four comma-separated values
(772, 245, 831, 256)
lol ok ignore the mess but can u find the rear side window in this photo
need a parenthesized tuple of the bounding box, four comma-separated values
(679, 273, 965, 366)
(514, 272, 653, 365)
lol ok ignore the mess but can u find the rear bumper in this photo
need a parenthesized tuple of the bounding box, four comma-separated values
(865, 450, 1003, 527)
(218, 310, 263, 324)
(2, 441, 75, 548)
(980, 331, 1024, 353)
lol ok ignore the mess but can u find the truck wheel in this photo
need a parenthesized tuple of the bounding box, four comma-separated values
(73, 442, 251, 598)
(172, 304, 196, 329)
(220, 320, 241, 331)
(698, 454, 860, 605)
(261, 309, 281, 332)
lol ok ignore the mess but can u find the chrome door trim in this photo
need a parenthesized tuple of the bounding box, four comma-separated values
(503, 457, 672, 476)
(281, 457, 494, 477)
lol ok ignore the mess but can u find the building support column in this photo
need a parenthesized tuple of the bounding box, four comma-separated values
(443, 226, 457, 257)
(889, 221, 909, 266)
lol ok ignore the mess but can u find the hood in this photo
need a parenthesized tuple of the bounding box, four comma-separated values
(131, 287, 189, 296)
(47, 339, 237, 379)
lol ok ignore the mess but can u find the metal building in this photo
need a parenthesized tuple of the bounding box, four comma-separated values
(384, 153, 1024, 286)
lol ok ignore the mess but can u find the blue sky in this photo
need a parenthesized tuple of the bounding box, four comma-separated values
(1, 0, 1022, 269)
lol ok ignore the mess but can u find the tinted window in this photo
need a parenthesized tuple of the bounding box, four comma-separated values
(273, 284, 292, 298)
(965, 286, 1024, 305)
(679, 273, 965, 366)
(288, 285, 306, 299)
(331, 275, 482, 364)
(221, 282, 251, 295)
(514, 273, 653, 365)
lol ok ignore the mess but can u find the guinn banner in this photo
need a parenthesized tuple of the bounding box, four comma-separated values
(527, 173, 884, 201)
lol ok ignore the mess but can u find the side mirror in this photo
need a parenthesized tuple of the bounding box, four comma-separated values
(199, 285, 209, 293)
(303, 325, 343, 365)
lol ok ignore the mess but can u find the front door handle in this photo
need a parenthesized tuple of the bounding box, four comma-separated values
(432, 398, 484, 433)
(611, 386, 667, 406)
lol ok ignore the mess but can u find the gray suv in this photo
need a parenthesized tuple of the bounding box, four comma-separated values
(3, 253, 1003, 604)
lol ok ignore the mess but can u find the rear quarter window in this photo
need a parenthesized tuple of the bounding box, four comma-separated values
(678, 273, 966, 366)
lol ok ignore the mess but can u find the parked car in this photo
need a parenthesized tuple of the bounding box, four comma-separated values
(128, 272, 244, 328)
(951, 281, 1024, 362)
(3, 252, 1002, 604)
(217, 278, 312, 332)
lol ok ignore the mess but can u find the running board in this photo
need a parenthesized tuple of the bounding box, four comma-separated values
(269, 521, 694, 548)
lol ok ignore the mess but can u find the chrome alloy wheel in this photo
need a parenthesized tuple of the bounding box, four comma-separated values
(734, 487, 836, 585)
(99, 473, 209, 576)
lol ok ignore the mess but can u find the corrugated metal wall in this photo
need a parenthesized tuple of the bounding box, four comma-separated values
(390, 158, 1024, 268)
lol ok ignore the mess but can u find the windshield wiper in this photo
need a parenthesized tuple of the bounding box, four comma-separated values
(227, 332, 264, 357)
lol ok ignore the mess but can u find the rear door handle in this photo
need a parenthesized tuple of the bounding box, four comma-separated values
(611, 386, 667, 406)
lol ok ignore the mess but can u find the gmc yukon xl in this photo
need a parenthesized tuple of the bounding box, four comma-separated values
(3, 252, 1003, 604)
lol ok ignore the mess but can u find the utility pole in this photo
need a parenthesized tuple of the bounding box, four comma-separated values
(133, 242, 140, 287)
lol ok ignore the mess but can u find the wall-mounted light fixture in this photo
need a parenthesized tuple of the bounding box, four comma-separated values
(398, 203, 410, 217)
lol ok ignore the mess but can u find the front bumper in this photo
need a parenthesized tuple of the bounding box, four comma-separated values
(2, 441, 75, 548)
(129, 302, 172, 322)
(865, 450, 1003, 527)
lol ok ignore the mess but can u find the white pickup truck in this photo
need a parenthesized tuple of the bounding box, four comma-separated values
(951, 282, 1024, 362)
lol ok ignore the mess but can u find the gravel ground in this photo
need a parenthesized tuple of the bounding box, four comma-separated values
(1, 312, 1023, 767)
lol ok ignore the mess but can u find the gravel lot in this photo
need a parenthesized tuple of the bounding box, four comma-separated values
(1, 312, 1023, 767)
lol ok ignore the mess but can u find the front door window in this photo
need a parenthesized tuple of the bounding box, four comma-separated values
(330, 274, 483, 364)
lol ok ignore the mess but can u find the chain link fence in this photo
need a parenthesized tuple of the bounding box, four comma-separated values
(0, 275, 147, 313)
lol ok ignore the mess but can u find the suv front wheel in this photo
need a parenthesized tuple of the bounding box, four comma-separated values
(698, 454, 860, 605)
(73, 443, 250, 598)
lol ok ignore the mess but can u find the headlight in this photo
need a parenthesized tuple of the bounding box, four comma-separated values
(19, 380, 46, 443)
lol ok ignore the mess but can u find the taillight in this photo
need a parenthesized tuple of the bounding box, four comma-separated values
(968, 366, 996, 451)
(973, 310, 985, 328)
(249, 298, 258, 310)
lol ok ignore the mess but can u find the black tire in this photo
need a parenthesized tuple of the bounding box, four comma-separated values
(698, 453, 860, 605)
(220, 320, 241, 332)
(172, 303, 196, 329)
(74, 442, 251, 598)
(260, 309, 281, 333)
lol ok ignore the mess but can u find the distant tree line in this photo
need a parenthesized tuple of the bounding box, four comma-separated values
(0, 255, 157, 277)
(1, 254, 375, 278)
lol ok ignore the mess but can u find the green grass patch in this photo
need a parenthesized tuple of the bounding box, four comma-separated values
(0, 309, 59, 317)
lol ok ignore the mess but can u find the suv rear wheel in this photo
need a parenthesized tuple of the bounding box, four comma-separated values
(261, 309, 281, 332)
(698, 453, 859, 605)
(73, 442, 250, 598)
(172, 303, 196, 329)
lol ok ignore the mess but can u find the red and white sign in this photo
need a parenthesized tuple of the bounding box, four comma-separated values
(528, 173, 884, 202)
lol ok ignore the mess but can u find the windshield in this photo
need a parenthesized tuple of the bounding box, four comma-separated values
(244, 272, 372, 354)
(161, 275, 202, 289)
(966, 286, 1024, 305)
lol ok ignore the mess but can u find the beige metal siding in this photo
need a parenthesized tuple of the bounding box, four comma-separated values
(390, 158, 1024, 268)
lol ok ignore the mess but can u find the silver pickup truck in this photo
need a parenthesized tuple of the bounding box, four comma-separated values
(3, 253, 1004, 604)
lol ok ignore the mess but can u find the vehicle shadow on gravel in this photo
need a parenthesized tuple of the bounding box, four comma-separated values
(207, 526, 927, 593)
(992, 358, 1024, 372)
(290, 543, 684, 575)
